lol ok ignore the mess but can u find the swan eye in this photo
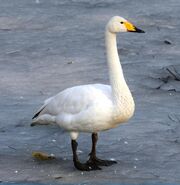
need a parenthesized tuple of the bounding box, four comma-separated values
(120, 21, 124, 24)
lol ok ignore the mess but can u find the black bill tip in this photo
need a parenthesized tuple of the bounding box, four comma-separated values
(134, 27, 145, 33)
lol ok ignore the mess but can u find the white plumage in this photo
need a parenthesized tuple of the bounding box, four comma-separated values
(32, 16, 140, 140)
(33, 84, 113, 132)
(32, 16, 144, 171)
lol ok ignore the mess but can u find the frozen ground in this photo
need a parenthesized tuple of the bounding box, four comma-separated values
(0, 0, 180, 184)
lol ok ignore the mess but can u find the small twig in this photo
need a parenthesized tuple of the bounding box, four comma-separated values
(166, 67, 180, 81)
(54, 175, 63, 179)
(164, 40, 172, 45)
(166, 68, 176, 78)
(8, 146, 17, 150)
(168, 113, 180, 123)
(156, 82, 164, 90)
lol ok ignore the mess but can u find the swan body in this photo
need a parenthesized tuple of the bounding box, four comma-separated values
(33, 83, 133, 132)
(32, 16, 144, 170)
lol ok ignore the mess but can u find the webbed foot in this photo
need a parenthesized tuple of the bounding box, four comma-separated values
(87, 156, 117, 166)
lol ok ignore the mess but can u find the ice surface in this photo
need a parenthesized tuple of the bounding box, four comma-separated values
(0, 0, 180, 184)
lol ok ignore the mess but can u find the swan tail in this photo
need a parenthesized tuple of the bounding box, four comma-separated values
(31, 103, 56, 126)
(32, 96, 54, 119)
(32, 106, 45, 119)
(31, 114, 56, 127)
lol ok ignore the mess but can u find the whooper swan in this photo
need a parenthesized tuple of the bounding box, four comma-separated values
(31, 16, 144, 171)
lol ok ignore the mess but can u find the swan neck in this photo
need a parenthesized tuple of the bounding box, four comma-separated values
(105, 30, 128, 101)
(105, 30, 135, 121)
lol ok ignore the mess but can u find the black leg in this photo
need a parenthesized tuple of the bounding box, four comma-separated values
(87, 133, 117, 166)
(71, 140, 101, 171)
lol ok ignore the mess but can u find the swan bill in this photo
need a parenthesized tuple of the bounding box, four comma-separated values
(124, 21, 145, 33)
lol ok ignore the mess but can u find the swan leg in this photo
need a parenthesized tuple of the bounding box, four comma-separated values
(71, 140, 101, 171)
(87, 133, 117, 166)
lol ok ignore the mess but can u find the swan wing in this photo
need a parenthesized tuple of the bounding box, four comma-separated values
(33, 84, 112, 119)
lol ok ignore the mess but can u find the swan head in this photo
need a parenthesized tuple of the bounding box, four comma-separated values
(107, 16, 145, 33)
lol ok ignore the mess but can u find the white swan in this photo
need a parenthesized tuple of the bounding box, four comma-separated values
(31, 16, 144, 171)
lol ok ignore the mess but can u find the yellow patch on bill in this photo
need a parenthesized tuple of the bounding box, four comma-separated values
(124, 22, 136, 31)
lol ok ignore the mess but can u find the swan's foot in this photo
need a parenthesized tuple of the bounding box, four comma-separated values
(71, 133, 117, 171)
(87, 155, 117, 166)
(71, 140, 101, 171)
(88, 133, 117, 167)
